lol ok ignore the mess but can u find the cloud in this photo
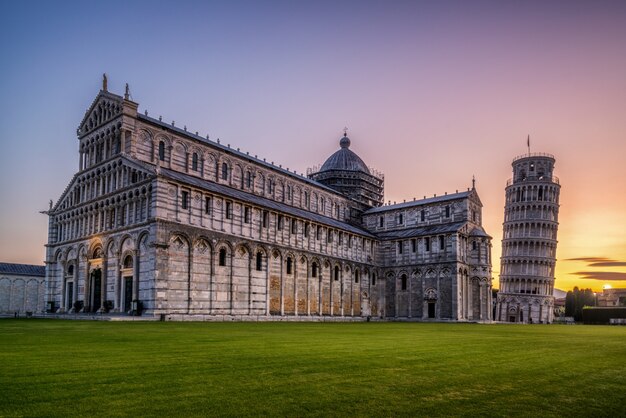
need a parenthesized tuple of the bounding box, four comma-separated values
(571, 271, 626, 281)
(566, 257, 615, 262)
(565, 257, 626, 267)
(588, 262, 626, 267)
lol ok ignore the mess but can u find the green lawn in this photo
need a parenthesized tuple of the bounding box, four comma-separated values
(0, 320, 624, 417)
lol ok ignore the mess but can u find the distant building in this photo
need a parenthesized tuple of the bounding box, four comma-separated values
(597, 288, 626, 307)
(495, 152, 561, 323)
(0, 263, 46, 314)
(43, 79, 493, 321)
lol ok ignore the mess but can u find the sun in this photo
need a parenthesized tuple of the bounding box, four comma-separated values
(602, 284, 612, 290)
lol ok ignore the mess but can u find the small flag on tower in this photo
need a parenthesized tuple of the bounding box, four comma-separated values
(527, 134, 530, 154)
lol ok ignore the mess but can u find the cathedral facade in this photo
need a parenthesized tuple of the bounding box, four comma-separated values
(44, 82, 493, 321)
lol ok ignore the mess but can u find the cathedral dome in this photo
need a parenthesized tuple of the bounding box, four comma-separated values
(319, 135, 371, 174)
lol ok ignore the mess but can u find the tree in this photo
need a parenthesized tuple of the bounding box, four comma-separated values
(565, 287, 596, 321)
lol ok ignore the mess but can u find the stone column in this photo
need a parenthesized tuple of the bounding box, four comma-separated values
(294, 265, 298, 317)
(480, 282, 486, 320)
(318, 276, 322, 315)
(81, 257, 89, 312)
(59, 261, 67, 313)
(114, 257, 121, 312)
(422, 278, 427, 319)
(407, 274, 412, 318)
(264, 256, 269, 316)
(280, 256, 284, 316)
(132, 250, 140, 302)
(329, 271, 333, 316)
(188, 246, 194, 314)
(306, 265, 311, 316)
(99, 256, 108, 313)
(340, 270, 344, 317)
(229, 249, 234, 315)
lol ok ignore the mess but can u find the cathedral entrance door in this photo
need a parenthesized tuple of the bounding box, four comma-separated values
(91, 269, 102, 312)
(66, 282, 74, 311)
(427, 301, 436, 318)
(123, 277, 133, 313)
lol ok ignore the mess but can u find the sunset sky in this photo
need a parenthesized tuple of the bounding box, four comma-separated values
(1, 0, 625, 292)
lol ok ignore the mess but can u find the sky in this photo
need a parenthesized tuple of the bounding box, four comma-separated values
(0, 0, 625, 292)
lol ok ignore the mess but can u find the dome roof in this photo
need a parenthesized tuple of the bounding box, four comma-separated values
(319, 135, 371, 174)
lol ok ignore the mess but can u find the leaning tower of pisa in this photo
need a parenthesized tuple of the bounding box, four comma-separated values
(496, 152, 561, 323)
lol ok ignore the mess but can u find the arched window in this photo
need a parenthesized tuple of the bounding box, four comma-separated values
(158, 141, 165, 161)
(219, 248, 227, 266)
(355, 270, 359, 283)
(334, 266, 339, 281)
(401, 275, 407, 290)
(372, 274, 376, 286)
(246, 171, 252, 188)
(192, 153, 198, 171)
(92, 247, 103, 259)
(67, 265, 74, 276)
(472, 241, 477, 251)
(221, 162, 228, 180)
(286, 257, 293, 275)
(312, 263, 318, 278)
(123, 255, 133, 269)
(255, 252, 263, 271)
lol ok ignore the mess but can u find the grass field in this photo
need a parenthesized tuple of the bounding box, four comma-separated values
(0, 320, 624, 417)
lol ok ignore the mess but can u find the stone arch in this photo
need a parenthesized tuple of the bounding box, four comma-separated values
(255, 171, 265, 194)
(218, 157, 232, 183)
(172, 141, 188, 171)
(252, 245, 268, 272)
(88, 240, 104, 259)
(232, 243, 251, 314)
(10, 279, 25, 312)
(155, 134, 171, 162)
(166, 234, 191, 314)
(281, 251, 296, 314)
(0, 277, 11, 312)
(204, 152, 217, 180)
(233, 164, 244, 189)
(295, 254, 309, 314)
(268, 248, 283, 315)
(54, 248, 64, 263)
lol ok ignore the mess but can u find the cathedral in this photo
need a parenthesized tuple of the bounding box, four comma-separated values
(44, 79, 493, 321)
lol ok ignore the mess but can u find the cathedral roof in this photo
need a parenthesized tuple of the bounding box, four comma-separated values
(319, 135, 371, 174)
(469, 226, 491, 238)
(376, 222, 467, 240)
(0, 263, 45, 277)
(364, 190, 472, 214)
(159, 168, 376, 238)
